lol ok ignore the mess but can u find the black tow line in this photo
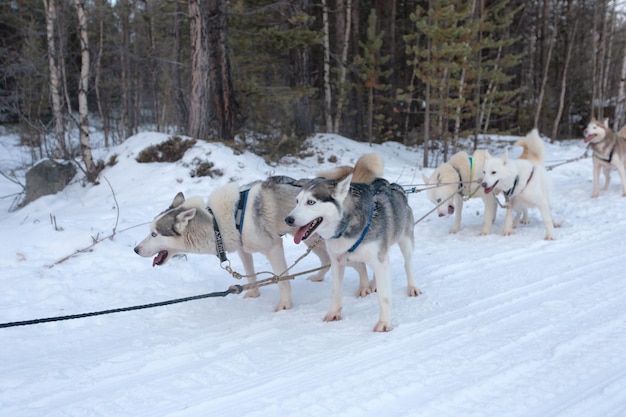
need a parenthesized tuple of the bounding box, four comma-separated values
(0, 285, 245, 329)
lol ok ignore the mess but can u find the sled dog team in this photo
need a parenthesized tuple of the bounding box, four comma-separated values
(135, 119, 622, 331)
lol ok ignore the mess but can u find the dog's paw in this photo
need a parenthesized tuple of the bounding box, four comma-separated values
(408, 286, 422, 297)
(503, 229, 513, 236)
(274, 300, 293, 311)
(243, 289, 260, 299)
(308, 273, 325, 282)
(544, 234, 555, 241)
(373, 320, 392, 332)
(449, 226, 460, 234)
(357, 286, 373, 297)
(324, 310, 342, 322)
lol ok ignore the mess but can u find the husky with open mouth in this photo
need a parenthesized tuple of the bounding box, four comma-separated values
(582, 117, 626, 198)
(481, 129, 557, 240)
(285, 156, 420, 332)
(134, 155, 381, 312)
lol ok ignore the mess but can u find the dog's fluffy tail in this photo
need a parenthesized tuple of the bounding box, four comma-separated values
(515, 128, 545, 165)
(317, 153, 384, 184)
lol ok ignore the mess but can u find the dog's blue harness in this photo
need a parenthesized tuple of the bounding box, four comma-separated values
(234, 189, 249, 234)
(332, 202, 375, 253)
(206, 189, 250, 265)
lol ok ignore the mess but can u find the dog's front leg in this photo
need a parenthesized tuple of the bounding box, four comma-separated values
(602, 166, 612, 191)
(306, 237, 331, 282)
(592, 160, 602, 198)
(503, 204, 514, 236)
(612, 157, 626, 196)
(238, 249, 259, 299)
(480, 193, 497, 235)
(372, 258, 393, 332)
(265, 241, 293, 311)
(537, 203, 555, 240)
(450, 194, 463, 233)
(324, 255, 346, 322)
(351, 262, 372, 297)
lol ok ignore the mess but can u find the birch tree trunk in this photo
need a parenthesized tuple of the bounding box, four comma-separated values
(74, 0, 97, 182)
(94, 0, 109, 147)
(423, 15, 431, 168)
(172, 0, 189, 132)
(614, 39, 626, 130)
(597, 0, 609, 119)
(321, 0, 332, 132)
(452, 66, 467, 154)
(551, 19, 578, 142)
(43, 0, 66, 159)
(534, 25, 556, 128)
(118, 0, 133, 140)
(333, 0, 352, 134)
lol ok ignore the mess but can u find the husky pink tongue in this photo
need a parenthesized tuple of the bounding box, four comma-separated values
(483, 182, 497, 194)
(584, 135, 595, 144)
(293, 225, 309, 244)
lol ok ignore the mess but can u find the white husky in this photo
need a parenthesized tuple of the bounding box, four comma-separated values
(422, 150, 497, 235)
(285, 157, 420, 332)
(481, 129, 556, 240)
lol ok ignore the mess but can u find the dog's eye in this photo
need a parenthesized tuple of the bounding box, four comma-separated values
(436, 198, 441, 203)
(307, 199, 316, 206)
(491, 171, 496, 175)
(151, 232, 157, 237)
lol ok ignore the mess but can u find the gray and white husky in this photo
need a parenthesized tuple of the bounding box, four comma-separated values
(285, 162, 421, 332)
(134, 156, 381, 312)
(481, 129, 556, 240)
(583, 117, 626, 197)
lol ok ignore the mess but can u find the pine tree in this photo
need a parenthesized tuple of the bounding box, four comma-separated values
(409, 0, 475, 164)
(356, 8, 392, 144)
(472, 0, 524, 142)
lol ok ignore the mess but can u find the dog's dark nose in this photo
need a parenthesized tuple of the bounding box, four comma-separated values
(285, 216, 294, 226)
(134, 246, 140, 254)
(481, 182, 487, 188)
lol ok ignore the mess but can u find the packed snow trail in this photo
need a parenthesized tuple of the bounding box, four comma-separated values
(1, 133, 626, 416)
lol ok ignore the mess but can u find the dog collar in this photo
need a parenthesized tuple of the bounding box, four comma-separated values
(347, 202, 375, 253)
(453, 166, 463, 192)
(207, 207, 228, 264)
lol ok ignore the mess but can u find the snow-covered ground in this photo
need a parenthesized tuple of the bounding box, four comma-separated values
(1, 130, 625, 417)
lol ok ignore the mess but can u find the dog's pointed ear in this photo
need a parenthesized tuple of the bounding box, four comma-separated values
(422, 172, 430, 184)
(502, 148, 509, 164)
(171, 192, 185, 209)
(334, 174, 352, 201)
(175, 208, 196, 230)
(603, 118, 610, 128)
